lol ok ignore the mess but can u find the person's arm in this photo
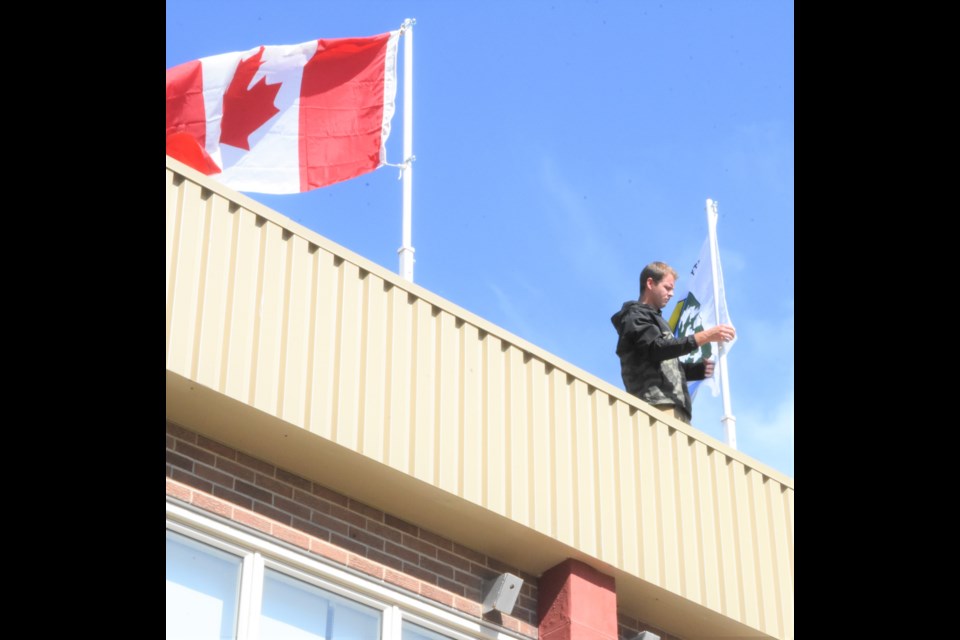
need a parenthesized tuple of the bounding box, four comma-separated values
(620, 310, 696, 362)
(694, 324, 736, 346)
(681, 329, 734, 375)
(645, 330, 698, 361)
(629, 318, 735, 364)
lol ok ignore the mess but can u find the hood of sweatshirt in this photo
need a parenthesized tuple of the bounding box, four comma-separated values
(611, 300, 662, 356)
(611, 300, 659, 334)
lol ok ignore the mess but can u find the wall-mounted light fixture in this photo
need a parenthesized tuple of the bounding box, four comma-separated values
(481, 572, 524, 615)
(631, 632, 661, 640)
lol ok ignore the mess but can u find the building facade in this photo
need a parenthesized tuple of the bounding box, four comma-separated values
(166, 156, 794, 640)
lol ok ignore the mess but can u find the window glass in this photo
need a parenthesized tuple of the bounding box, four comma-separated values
(260, 568, 382, 640)
(402, 621, 455, 640)
(166, 531, 242, 640)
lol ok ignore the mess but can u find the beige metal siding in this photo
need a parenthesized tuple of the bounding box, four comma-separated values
(166, 157, 794, 639)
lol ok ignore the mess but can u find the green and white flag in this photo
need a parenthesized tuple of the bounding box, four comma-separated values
(667, 236, 736, 399)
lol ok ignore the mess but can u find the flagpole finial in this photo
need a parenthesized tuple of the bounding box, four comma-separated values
(400, 18, 416, 33)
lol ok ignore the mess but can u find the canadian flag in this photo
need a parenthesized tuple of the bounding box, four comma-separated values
(166, 31, 401, 194)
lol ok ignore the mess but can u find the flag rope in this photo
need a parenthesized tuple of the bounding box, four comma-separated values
(383, 155, 416, 180)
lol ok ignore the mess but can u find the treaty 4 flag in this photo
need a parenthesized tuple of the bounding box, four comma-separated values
(668, 236, 737, 399)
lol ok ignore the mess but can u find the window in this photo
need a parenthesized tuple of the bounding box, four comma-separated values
(166, 531, 242, 640)
(167, 500, 522, 640)
(260, 569, 381, 640)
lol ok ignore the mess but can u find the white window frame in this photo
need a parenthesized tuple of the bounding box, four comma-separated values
(167, 499, 528, 640)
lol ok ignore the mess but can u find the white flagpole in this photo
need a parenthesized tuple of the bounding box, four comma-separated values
(398, 18, 416, 282)
(706, 198, 736, 449)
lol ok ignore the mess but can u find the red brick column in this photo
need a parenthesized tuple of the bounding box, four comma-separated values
(538, 559, 617, 640)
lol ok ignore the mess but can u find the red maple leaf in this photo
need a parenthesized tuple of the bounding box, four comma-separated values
(220, 47, 282, 150)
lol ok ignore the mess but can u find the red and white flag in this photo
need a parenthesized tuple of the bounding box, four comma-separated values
(166, 30, 401, 194)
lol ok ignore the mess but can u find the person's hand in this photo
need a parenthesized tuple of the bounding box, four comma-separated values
(704, 360, 715, 377)
(711, 324, 736, 343)
(695, 323, 736, 346)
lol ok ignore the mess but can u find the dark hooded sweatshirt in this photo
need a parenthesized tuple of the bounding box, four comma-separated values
(610, 301, 707, 421)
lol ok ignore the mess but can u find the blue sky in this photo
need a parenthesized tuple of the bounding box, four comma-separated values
(166, 0, 794, 478)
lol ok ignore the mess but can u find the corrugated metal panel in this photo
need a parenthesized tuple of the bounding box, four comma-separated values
(166, 157, 794, 639)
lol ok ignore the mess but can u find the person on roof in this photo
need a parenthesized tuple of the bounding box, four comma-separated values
(611, 261, 735, 424)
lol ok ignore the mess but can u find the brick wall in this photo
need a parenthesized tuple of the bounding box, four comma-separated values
(166, 420, 539, 637)
(618, 613, 682, 640)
